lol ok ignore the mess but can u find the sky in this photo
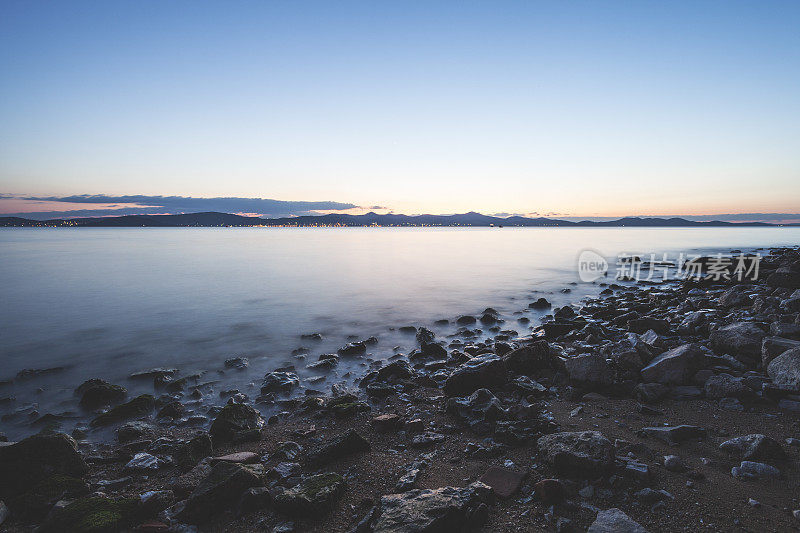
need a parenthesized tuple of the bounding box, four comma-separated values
(1, 1, 799, 220)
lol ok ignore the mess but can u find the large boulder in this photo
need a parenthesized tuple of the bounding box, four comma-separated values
(502, 340, 551, 375)
(710, 322, 766, 365)
(720, 434, 786, 465)
(273, 472, 345, 515)
(564, 354, 613, 388)
(373, 482, 494, 532)
(90, 394, 155, 426)
(177, 462, 262, 523)
(209, 403, 264, 443)
(770, 322, 800, 340)
(443, 354, 507, 396)
(640, 344, 705, 385)
(762, 337, 800, 368)
(587, 508, 649, 533)
(718, 286, 751, 308)
(536, 431, 614, 476)
(0, 432, 88, 500)
(75, 379, 127, 408)
(767, 347, 800, 389)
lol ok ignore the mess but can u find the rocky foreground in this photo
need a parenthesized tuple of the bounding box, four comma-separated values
(2, 247, 800, 532)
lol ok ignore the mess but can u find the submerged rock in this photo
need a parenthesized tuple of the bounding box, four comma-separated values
(209, 403, 264, 443)
(90, 394, 155, 426)
(261, 371, 300, 394)
(75, 379, 126, 408)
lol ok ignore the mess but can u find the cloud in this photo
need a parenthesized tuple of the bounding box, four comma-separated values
(0, 194, 358, 220)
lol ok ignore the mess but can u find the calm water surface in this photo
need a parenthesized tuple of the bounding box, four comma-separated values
(1, 227, 798, 439)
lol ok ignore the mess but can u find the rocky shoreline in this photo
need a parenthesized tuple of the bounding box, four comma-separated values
(2, 246, 800, 532)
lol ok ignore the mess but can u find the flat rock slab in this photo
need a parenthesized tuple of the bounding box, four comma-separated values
(588, 508, 649, 533)
(479, 466, 525, 498)
(211, 452, 259, 464)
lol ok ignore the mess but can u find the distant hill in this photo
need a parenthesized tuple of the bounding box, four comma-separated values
(1, 211, 795, 228)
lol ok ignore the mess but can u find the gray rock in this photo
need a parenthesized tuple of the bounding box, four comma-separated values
(771, 322, 800, 340)
(565, 354, 613, 388)
(177, 462, 262, 523)
(731, 460, 781, 480)
(443, 354, 507, 396)
(704, 374, 750, 399)
(273, 472, 346, 515)
(124, 452, 162, 472)
(307, 429, 370, 466)
(710, 322, 766, 365)
(642, 425, 706, 445)
(261, 371, 300, 394)
(767, 347, 800, 389)
(373, 482, 494, 532)
(75, 379, 127, 408)
(209, 403, 264, 443)
(587, 508, 649, 533)
(640, 344, 705, 385)
(446, 388, 508, 433)
(502, 341, 551, 375)
(762, 337, 800, 368)
(537, 431, 615, 475)
(663, 455, 687, 472)
(719, 434, 786, 464)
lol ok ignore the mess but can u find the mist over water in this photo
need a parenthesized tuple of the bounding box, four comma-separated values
(1, 226, 798, 439)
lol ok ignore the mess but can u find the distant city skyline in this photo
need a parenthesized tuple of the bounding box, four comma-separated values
(1, 2, 799, 216)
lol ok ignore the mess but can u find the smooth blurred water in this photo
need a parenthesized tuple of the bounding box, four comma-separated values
(1, 226, 798, 439)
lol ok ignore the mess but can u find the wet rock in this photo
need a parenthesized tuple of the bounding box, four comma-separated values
(766, 270, 800, 290)
(719, 286, 752, 308)
(117, 421, 154, 443)
(767, 347, 800, 389)
(90, 394, 155, 426)
(209, 403, 264, 443)
(274, 472, 345, 516)
(628, 317, 670, 335)
(128, 368, 177, 381)
(443, 354, 507, 396)
(642, 425, 706, 445)
(762, 337, 800, 368)
(0, 432, 87, 499)
(338, 342, 367, 356)
(415, 327, 435, 345)
(770, 322, 800, 340)
(456, 315, 477, 325)
(307, 429, 370, 466)
(372, 414, 403, 432)
(261, 371, 300, 394)
(156, 401, 185, 419)
(640, 343, 705, 385)
(710, 322, 766, 365)
(502, 340, 552, 375)
(513, 376, 548, 396)
(536, 431, 615, 476)
(40, 496, 139, 533)
(224, 357, 249, 369)
(75, 379, 127, 408)
(177, 462, 262, 523)
(478, 466, 524, 498)
(587, 508, 648, 533)
(373, 482, 494, 532)
(268, 462, 301, 481)
(125, 452, 162, 472)
(529, 298, 551, 309)
(15, 367, 67, 381)
(360, 361, 413, 387)
(565, 353, 613, 388)
(719, 434, 786, 464)
(410, 432, 446, 448)
(271, 441, 303, 462)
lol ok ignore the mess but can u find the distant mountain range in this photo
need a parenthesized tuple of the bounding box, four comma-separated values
(2, 211, 799, 228)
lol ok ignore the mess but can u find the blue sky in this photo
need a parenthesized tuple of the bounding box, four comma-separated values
(1, 1, 799, 218)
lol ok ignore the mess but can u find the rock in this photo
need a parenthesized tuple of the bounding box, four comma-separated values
(41, 496, 139, 533)
(529, 298, 551, 309)
(209, 403, 264, 443)
(0, 432, 87, 499)
(634, 383, 669, 403)
(478, 466, 524, 498)
(710, 322, 766, 365)
(762, 337, 800, 368)
(513, 376, 548, 396)
(766, 270, 800, 289)
(410, 432, 446, 448)
(360, 361, 413, 388)
(587, 508, 649, 533)
(770, 322, 800, 340)
(554, 306, 576, 320)
(642, 425, 706, 445)
(139, 489, 175, 516)
(271, 441, 303, 461)
(536, 431, 615, 476)
(442, 354, 507, 396)
(731, 460, 781, 480)
(719, 434, 786, 464)
(419, 342, 447, 358)
(373, 482, 494, 532)
(125, 452, 162, 472)
(628, 317, 670, 335)
(90, 394, 155, 426)
(307, 429, 370, 466)
(268, 461, 301, 481)
(224, 357, 249, 369)
(261, 371, 300, 394)
(704, 374, 751, 399)
(533, 479, 565, 503)
(156, 401, 185, 419)
(274, 472, 345, 516)
(0, 501, 7, 526)
(640, 344, 705, 385)
(395, 457, 428, 492)
(177, 462, 262, 523)
(416, 327, 435, 345)
(211, 451, 259, 464)
(75, 379, 127, 408)
(117, 421, 154, 443)
(445, 388, 508, 434)
(338, 341, 367, 356)
(175, 433, 213, 467)
(663, 455, 687, 472)
(372, 414, 403, 432)
(564, 354, 613, 388)
(502, 341, 551, 375)
(719, 286, 751, 308)
(456, 315, 477, 325)
(767, 347, 800, 389)
(634, 488, 673, 505)
(240, 486, 271, 513)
